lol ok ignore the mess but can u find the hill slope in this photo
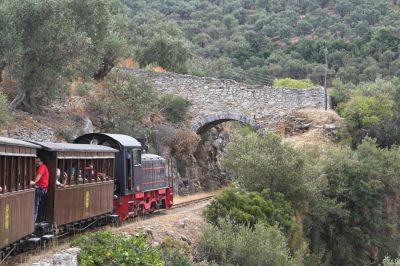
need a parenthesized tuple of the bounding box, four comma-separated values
(124, 0, 400, 85)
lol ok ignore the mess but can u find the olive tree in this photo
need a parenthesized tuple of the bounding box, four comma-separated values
(222, 128, 323, 209)
(0, 0, 127, 112)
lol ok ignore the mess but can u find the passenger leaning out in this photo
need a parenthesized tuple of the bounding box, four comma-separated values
(32, 157, 49, 222)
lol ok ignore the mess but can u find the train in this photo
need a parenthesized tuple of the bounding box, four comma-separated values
(0, 133, 174, 259)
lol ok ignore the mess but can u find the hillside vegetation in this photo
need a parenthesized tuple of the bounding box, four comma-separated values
(124, 0, 400, 85)
(1, 1, 400, 265)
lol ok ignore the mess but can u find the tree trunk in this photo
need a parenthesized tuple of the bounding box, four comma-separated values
(0, 61, 5, 83)
(22, 90, 33, 113)
(8, 88, 26, 111)
(94, 56, 115, 80)
(8, 81, 36, 113)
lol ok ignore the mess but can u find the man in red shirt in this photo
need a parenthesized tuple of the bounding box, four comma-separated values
(34, 157, 49, 222)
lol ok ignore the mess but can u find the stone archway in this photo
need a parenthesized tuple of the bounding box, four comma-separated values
(192, 113, 257, 134)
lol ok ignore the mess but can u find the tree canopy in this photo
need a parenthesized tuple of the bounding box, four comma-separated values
(218, 129, 400, 265)
(122, 0, 400, 85)
(0, 0, 128, 112)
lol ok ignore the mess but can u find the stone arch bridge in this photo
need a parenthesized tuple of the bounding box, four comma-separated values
(120, 69, 327, 134)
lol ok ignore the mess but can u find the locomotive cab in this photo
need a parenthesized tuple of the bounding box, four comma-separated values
(75, 133, 174, 221)
(74, 134, 142, 196)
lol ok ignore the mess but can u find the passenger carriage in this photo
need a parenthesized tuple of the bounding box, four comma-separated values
(0, 137, 39, 251)
(32, 142, 118, 227)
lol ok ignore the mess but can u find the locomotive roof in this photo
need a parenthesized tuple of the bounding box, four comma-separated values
(32, 142, 118, 153)
(75, 133, 141, 148)
(0, 136, 40, 149)
(103, 134, 141, 147)
(142, 153, 164, 161)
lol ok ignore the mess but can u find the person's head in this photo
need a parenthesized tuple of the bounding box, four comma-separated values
(56, 168, 61, 178)
(35, 157, 43, 167)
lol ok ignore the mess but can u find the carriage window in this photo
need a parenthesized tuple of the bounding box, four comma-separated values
(133, 149, 141, 166)
(57, 159, 68, 187)
(0, 154, 36, 193)
(70, 159, 78, 185)
(126, 152, 132, 190)
(56, 156, 114, 188)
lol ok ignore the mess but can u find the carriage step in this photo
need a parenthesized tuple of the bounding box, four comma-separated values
(128, 201, 134, 204)
(129, 212, 135, 216)
(28, 237, 41, 243)
(109, 214, 119, 218)
(42, 235, 54, 240)
(37, 222, 49, 227)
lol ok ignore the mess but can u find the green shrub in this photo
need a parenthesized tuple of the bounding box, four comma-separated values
(383, 255, 400, 266)
(77, 83, 92, 97)
(204, 187, 298, 240)
(159, 94, 191, 123)
(198, 219, 305, 266)
(222, 131, 321, 209)
(71, 231, 164, 266)
(313, 139, 400, 265)
(0, 91, 12, 126)
(337, 94, 394, 148)
(273, 78, 315, 89)
(162, 237, 195, 266)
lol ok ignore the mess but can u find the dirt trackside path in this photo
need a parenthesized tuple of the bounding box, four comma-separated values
(113, 192, 217, 247)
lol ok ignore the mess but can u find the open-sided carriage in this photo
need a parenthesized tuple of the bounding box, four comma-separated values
(33, 142, 118, 227)
(0, 137, 39, 251)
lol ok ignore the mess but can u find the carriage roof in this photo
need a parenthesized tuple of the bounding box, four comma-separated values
(0, 136, 40, 149)
(32, 142, 118, 153)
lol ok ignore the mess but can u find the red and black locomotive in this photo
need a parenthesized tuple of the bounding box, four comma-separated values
(74, 133, 174, 221)
(0, 133, 174, 258)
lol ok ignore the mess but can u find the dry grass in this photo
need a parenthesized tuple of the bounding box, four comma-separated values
(284, 128, 340, 149)
(280, 108, 343, 149)
(6, 242, 70, 265)
(117, 58, 139, 68)
(154, 125, 200, 157)
(294, 108, 343, 126)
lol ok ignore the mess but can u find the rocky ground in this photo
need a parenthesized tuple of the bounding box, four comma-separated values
(277, 108, 343, 149)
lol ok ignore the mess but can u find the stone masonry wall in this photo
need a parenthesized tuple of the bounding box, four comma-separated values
(119, 69, 327, 132)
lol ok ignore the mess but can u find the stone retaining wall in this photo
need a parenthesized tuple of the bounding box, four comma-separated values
(119, 69, 327, 132)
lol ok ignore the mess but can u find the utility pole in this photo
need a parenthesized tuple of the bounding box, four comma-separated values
(324, 47, 328, 110)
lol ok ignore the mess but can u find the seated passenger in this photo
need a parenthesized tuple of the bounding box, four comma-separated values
(56, 168, 68, 187)
(85, 164, 95, 180)
(78, 170, 84, 184)
(97, 172, 107, 181)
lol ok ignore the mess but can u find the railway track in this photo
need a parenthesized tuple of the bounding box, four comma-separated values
(2, 195, 214, 265)
(171, 195, 214, 210)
